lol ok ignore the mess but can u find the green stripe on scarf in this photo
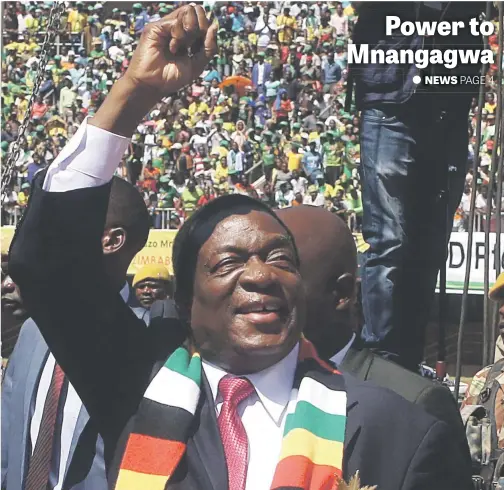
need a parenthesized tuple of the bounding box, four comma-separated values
(164, 347, 201, 385)
(115, 339, 347, 490)
(284, 401, 346, 441)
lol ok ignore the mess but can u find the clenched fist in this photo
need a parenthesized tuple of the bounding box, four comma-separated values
(91, 4, 217, 137)
(125, 4, 218, 96)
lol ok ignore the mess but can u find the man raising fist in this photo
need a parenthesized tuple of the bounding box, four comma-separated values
(10, 5, 216, 487)
(43, 4, 217, 191)
(9, 5, 473, 490)
(90, 5, 217, 137)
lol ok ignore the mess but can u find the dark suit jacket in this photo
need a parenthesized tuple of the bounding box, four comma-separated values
(251, 62, 272, 86)
(107, 365, 474, 490)
(9, 177, 473, 490)
(1, 319, 106, 490)
(341, 348, 468, 436)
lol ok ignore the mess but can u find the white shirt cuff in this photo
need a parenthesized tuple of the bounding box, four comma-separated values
(43, 117, 130, 192)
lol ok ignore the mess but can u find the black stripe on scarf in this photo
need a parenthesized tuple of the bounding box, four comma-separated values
(133, 399, 194, 441)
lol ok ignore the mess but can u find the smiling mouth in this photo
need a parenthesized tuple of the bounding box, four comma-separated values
(235, 302, 287, 325)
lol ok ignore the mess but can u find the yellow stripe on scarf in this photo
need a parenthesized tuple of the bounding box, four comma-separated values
(279, 428, 344, 467)
(115, 469, 168, 490)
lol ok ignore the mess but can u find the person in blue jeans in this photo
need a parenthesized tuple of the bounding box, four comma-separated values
(351, 2, 483, 371)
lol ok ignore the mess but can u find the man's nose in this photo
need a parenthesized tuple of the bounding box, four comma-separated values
(239, 256, 276, 290)
(1, 276, 15, 294)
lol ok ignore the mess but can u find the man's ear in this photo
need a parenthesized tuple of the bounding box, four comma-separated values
(101, 227, 127, 255)
(333, 272, 357, 311)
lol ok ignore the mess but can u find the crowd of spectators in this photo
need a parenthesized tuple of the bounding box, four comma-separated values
(455, 14, 503, 233)
(0, 1, 501, 233)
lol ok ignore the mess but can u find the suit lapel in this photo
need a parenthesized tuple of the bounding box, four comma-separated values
(62, 402, 89, 483)
(342, 374, 362, 479)
(340, 348, 374, 381)
(186, 371, 228, 490)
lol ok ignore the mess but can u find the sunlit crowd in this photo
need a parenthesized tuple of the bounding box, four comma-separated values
(1, 1, 501, 231)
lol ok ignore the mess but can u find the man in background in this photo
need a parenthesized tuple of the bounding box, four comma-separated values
(2, 176, 150, 490)
(132, 264, 177, 323)
(351, 2, 484, 371)
(1, 255, 29, 358)
(278, 205, 472, 474)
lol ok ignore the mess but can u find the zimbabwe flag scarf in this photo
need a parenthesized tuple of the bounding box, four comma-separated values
(115, 338, 347, 490)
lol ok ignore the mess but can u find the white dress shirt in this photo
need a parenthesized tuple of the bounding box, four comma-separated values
(257, 63, 265, 86)
(43, 117, 129, 193)
(42, 119, 302, 489)
(203, 343, 299, 490)
(30, 283, 130, 490)
(329, 333, 356, 367)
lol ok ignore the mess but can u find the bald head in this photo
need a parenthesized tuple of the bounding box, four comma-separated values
(277, 206, 357, 359)
(278, 206, 357, 278)
(101, 176, 150, 292)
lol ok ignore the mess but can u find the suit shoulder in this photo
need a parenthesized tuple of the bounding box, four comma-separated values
(343, 372, 439, 432)
(402, 419, 474, 490)
(363, 354, 463, 430)
(342, 373, 473, 490)
(365, 352, 446, 402)
(3, 318, 47, 385)
(14, 318, 46, 348)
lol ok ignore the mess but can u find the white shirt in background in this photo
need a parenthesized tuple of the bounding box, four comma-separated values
(330, 13, 348, 36)
(257, 63, 265, 85)
(303, 193, 325, 207)
(291, 176, 308, 196)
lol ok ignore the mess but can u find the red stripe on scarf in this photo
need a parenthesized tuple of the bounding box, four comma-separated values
(271, 455, 342, 489)
(120, 434, 186, 476)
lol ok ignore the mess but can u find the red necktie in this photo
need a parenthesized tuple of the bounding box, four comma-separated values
(218, 376, 254, 490)
(25, 363, 65, 490)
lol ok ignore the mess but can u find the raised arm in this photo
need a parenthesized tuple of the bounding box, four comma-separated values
(9, 5, 216, 456)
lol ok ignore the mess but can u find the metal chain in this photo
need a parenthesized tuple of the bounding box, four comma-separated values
(1, 1, 66, 201)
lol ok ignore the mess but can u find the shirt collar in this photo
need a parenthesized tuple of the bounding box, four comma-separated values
(202, 342, 299, 425)
(329, 333, 356, 367)
(119, 282, 129, 303)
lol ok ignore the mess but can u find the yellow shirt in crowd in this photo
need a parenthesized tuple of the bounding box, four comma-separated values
(25, 17, 40, 33)
(223, 122, 235, 133)
(248, 33, 258, 46)
(16, 98, 28, 122)
(277, 15, 297, 44)
(485, 102, 497, 114)
(287, 151, 302, 172)
(188, 101, 210, 122)
(67, 9, 87, 32)
(17, 191, 29, 206)
(322, 183, 335, 198)
(214, 163, 229, 183)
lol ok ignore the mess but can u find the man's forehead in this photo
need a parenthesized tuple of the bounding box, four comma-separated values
(200, 211, 291, 252)
(215, 211, 287, 234)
